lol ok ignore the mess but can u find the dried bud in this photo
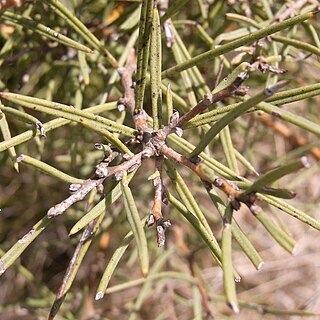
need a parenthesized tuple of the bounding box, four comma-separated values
(147, 214, 155, 227)
(169, 111, 180, 127)
(114, 171, 123, 181)
(175, 127, 183, 137)
(69, 183, 82, 193)
(95, 164, 109, 178)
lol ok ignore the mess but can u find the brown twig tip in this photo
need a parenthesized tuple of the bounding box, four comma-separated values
(177, 70, 248, 127)
(256, 113, 320, 160)
(213, 178, 242, 200)
(48, 296, 64, 320)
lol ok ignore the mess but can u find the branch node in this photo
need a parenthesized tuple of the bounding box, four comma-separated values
(189, 156, 202, 165)
(95, 164, 109, 178)
(69, 183, 82, 193)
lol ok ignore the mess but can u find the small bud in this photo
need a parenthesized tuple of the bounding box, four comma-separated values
(147, 214, 155, 227)
(95, 165, 109, 178)
(128, 163, 139, 173)
(157, 225, 166, 247)
(301, 156, 311, 168)
(123, 153, 132, 160)
(69, 183, 82, 193)
(117, 104, 125, 112)
(169, 111, 179, 126)
(114, 171, 123, 181)
(175, 127, 183, 137)
(97, 184, 104, 194)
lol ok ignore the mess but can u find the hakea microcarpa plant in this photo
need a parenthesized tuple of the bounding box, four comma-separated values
(1, 1, 320, 319)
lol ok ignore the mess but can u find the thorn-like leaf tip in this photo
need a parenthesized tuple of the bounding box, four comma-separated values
(13, 162, 19, 173)
(257, 262, 264, 270)
(229, 301, 240, 314)
(292, 243, 299, 256)
(301, 156, 311, 168)
(95, 291, 104, 300)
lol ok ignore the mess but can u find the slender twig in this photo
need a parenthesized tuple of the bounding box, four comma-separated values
(275, 0, 308, 21)
(159, 144, 241, 201)
(161, 11, 318, 78)
(188, 254, 215, 318)
(118, 49, 136, 114)
(148, 156, 171, 247)
(150, 157, 164, 223)
(0, 11, 93, 53)
(48, 218, 100, 320)
(159, 143, 268, 216)
(189, 80, 289, 158)
(177, 71, 248, 127)
(256, 112, 320, 160)
(47, 148, 154, 218)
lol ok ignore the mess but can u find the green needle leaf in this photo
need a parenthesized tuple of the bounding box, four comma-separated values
(167, 192, 222, 265)
(0, 216, 51, 276)
(16, 154, 84, 184)
(150, 3, 162, 129)
(42, 0, 118, 67)
(222, 204, 239, 314)
(189, 81, 289, 158)
(0, 11, 93, 53)
(0, 101, 118, 153)
(162, 11, 317, 78)
(95, 216, 149, 300)
(0, 111, 18, 172)
(207, 188, 264, 270)
(121, 173, 149, 276)
(245, 157, 309, 194)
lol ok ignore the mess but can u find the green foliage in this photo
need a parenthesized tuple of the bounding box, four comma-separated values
(0, 0, 320, 319)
